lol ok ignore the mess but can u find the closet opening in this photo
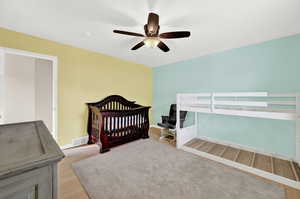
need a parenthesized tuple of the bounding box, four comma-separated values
(0, 47, 58, 140)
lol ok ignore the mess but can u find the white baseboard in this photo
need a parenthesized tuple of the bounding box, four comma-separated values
(60, 136, 89, 150)
(150, 124, 161, 129)
(60, 144, 73, 150)
(181, 145, 300, 190)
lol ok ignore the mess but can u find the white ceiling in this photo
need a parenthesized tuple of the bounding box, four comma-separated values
(1, 0, 300, 67)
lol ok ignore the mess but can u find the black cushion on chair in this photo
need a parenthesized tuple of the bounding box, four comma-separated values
(157, 122, 176, 129)
(157, 104, 187, 129)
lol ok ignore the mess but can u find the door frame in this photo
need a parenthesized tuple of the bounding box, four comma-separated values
(0, 47, 58, 141)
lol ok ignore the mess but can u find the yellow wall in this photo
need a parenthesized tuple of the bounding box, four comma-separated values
(0, 28, 153, 146)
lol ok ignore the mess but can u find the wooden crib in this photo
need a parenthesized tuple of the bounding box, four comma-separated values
(86, 95, 151, 153)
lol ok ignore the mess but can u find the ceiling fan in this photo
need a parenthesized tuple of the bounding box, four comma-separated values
(113, 12, 191, 52)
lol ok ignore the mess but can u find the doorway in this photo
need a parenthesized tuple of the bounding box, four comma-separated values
(0, 47, 58, 140)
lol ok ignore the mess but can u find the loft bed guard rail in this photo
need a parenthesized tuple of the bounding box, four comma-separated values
(176, 92, 300, 163)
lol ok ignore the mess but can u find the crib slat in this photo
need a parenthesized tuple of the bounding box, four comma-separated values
(114, 116, 117, 137)
(133, 115, 135, 133)
(128, 115, 131, 136)
(140, 113, 142, 129)
(124, 116, 127, 136)
(125, 116, 127, 137)
(125, 116, 127, 136)
(132, 115, 134, 125)
(135, 114, 137, 133)
(103, 116, 105, 131)
(136, 114, 139, 130)
(141, 111, 144, 130)
(132, 115, 135, 137)
(121, 116, 124, 136)
(127, 116, 131, 135)
(123, 116, 126, 136)
(127, 115, 130, 136)
(141, 113, 143, 128)
(134, 115, 137, 135)
(135, 115, 138, 135)
(118, 116, 120, 137)
(113, 116, 115, 136)
(139, 113, 141, 129)
(114, 116, 116, 135)
(136, 114, 140, 130)
(120, 116, 122, 137)
(110, 116, 112, 134)
(115, 116, 117, 137)
(118, 117, 120, 137)
(107, 116, 109, 132)
(113, 116, 116, 137)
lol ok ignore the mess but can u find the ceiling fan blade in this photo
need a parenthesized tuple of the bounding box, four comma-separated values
(113, 30, 144, 37)
(159, 31, 191, 39)
(157, 41, 170, 52)
(131, 41, 145, 50)
(146, 12, 159, 36)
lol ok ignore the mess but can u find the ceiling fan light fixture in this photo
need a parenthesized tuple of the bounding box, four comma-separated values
(113, 12, 191, 52)
(144, 37, 160, 48)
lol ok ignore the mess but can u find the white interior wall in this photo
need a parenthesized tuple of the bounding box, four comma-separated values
(35, 58, 53, 131)
(4, 54, 36, 123)
(0, 51, 4, 124)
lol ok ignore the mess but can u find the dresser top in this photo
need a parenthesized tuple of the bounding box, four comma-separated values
(0, 121, 64, 179)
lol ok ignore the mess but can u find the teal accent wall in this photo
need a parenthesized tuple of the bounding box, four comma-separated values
(153, 34, 300, 158)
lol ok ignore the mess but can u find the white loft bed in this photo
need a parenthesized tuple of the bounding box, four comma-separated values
(176, 92, 300, 189)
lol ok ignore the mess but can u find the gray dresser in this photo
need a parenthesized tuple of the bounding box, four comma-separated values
(0, 121, 64, 199)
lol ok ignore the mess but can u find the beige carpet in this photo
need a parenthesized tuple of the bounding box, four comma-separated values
(73, 139, 284, 199)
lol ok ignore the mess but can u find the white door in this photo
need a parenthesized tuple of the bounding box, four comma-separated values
(0, 48, 4, 124)
(4, 54, 36, 124)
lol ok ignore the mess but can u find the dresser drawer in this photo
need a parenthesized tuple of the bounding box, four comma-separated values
(0, 166, 53, 199)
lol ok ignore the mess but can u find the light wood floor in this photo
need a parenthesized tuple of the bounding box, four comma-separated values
(59, 128, 300, 199)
